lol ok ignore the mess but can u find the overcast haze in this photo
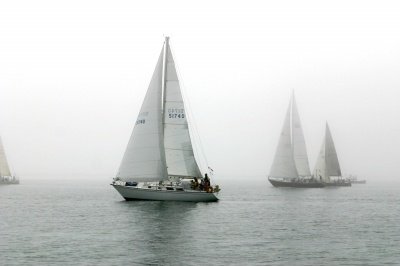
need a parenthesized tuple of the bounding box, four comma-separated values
(0, 0, 399, 182)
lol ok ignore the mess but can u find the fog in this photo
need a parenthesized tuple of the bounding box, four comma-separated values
(0, 1, 399, 182)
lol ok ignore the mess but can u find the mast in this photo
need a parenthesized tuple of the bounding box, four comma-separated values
(162, 36, 169, 118)
(161, 36, 169, 178)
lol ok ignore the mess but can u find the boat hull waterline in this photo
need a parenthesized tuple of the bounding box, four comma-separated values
(0, 181, 19, 185)
(112, 184, 219, 202)
(0, 176, 19, 185)
(351, 180, 366, 184)
(268, 178, 325, 188)
(324, 182, 351, 187)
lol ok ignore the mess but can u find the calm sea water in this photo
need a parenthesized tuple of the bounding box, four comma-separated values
(1, 179, 399, 266)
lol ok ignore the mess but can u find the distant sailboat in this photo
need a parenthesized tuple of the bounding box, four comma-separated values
(313, 123, 351, 187)
(0, 136, 19, 185)
(348, 175, 366, 184)
(268, 93, 323, 188)
(111, 37, 219, 202)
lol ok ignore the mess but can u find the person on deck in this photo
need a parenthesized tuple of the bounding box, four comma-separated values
(200, 178, 205, 191)
(204, 173, 210, 187)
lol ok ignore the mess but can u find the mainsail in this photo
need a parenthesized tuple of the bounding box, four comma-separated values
(270, 93, 311, 178)
(292, 94, 311, 177)
(117, 37, 202, 182)
(117, 48, 167, 182)
(0, 137, 12, 177)
(269, 102, 298, 178)
(313, 123, 342, 181)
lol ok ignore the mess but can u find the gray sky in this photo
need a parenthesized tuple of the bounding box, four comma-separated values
(0, 0, 399, 182)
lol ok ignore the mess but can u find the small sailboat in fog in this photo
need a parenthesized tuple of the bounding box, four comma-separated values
(348, 175, 366, 184)
(112, 37, 219, 202)
(313, 123, 351, 187)
(268, 93, 324, 188)
(0, 137, 19, 185)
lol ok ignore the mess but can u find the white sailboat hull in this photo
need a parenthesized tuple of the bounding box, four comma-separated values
(0, 180, 19, 185)
(0, 176, 19, 185)
(112, 184, 219, 202)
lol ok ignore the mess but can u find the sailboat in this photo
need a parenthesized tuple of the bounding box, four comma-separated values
(111, 37, 219, 202)
(268, 93, 324, 188)
(313, 123, 351, 187)
(348, 175, 366, 184)
(0, 136, 19, 185)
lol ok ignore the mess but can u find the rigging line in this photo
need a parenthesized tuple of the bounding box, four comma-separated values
(168, 42, 210, 174)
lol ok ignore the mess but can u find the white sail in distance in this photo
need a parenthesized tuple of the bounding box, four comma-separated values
(0, 137, 12, 177)
(269, 102, 298, 178)
(325, 123, 342, 177)
(163, 40, 202, 178)
(117, 48, 167, 182)
(313, 136, 329, 182)
(313, 123, 342, 181)
(291, 94, 311, 177)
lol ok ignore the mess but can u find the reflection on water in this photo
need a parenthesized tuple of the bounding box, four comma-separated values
(1, 179, 400, 265)
(116, 201, 200, 264)
(111, 198, 223, 265)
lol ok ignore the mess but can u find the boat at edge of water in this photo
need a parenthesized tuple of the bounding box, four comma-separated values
(268, 177, 325, 188)
(313, 123, 351, 187)
(348, 175, 366, 184)
(268, 92, 323, 188)
(323, 180, 351, 187)
(0, 136, 19, 185)
(111, 37, 219, 202)
(350, 180, 366, 184)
